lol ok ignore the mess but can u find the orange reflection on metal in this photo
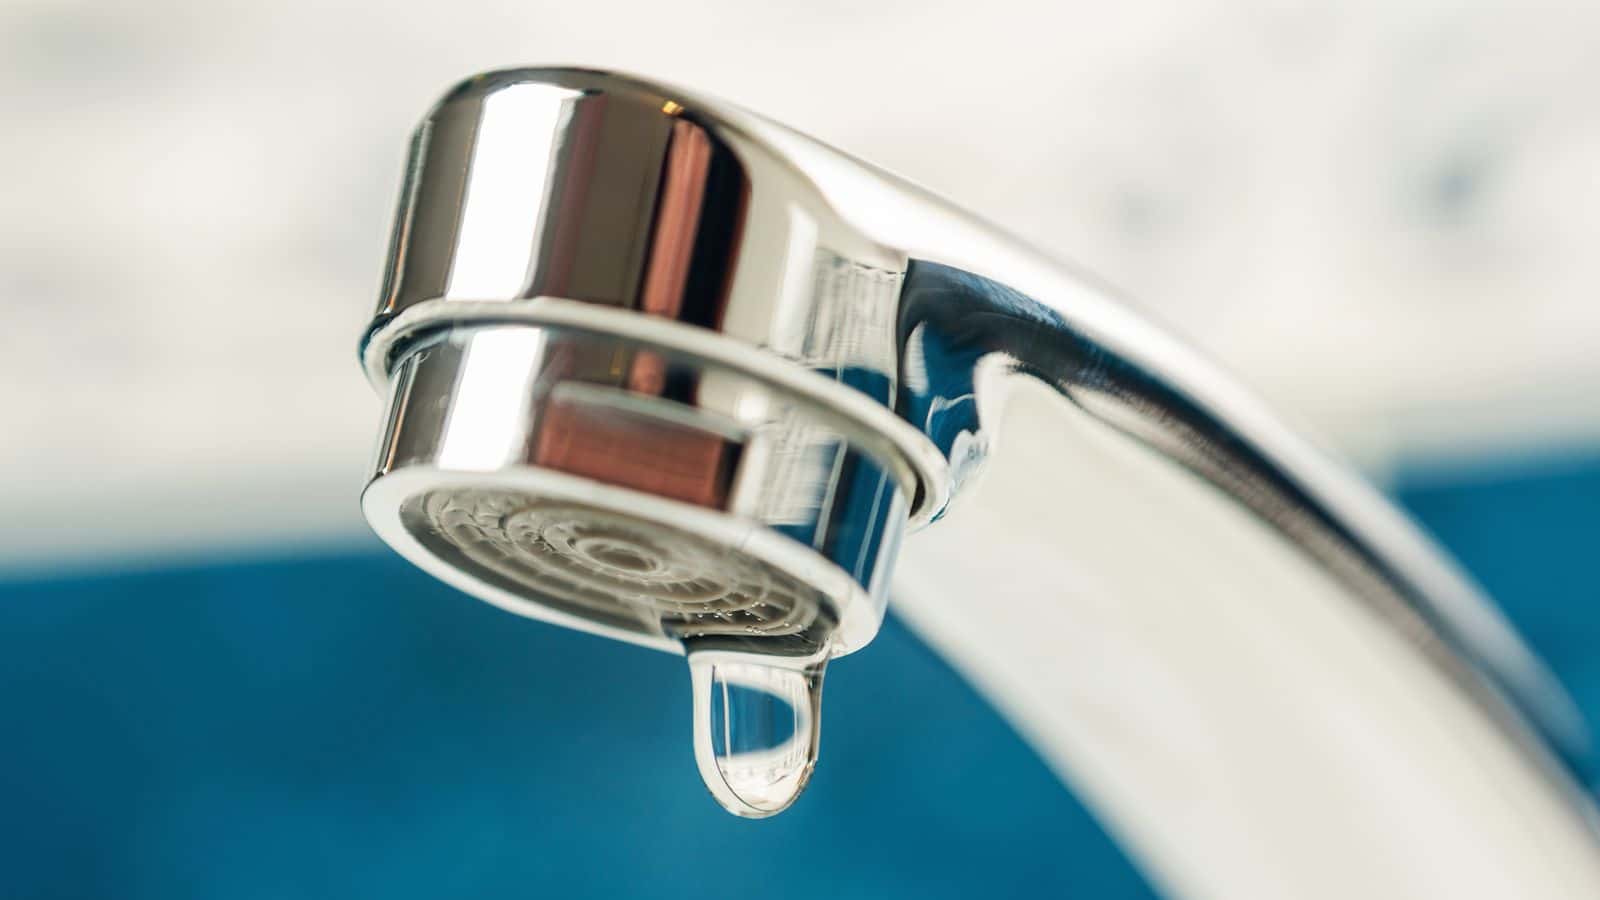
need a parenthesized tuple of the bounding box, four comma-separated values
(533, 396, 733, 508)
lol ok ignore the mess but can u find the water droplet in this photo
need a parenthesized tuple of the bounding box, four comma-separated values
(688, 650, 826, 818)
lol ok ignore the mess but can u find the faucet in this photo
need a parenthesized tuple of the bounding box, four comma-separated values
(359, 68, 1600, 897)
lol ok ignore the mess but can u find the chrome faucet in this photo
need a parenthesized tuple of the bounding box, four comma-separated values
(360, 68, 1600, 897)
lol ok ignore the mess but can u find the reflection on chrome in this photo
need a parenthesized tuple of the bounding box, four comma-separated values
(441, 84, 577, 300)
(360, 68, 1600, 897)
(435, 328, 547, 472)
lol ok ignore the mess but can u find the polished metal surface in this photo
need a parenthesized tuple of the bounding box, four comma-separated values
(366, 323, 909, 657)
(370, 69, 903, 406)
(361, 67, 1600, 895)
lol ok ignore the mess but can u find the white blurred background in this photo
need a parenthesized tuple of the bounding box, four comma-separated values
(4, 0, 1598, 570)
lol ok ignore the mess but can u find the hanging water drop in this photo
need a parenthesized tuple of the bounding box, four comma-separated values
(688, 650, 827, 818)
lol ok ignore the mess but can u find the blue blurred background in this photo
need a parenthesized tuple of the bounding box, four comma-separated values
(4, 1, 1599, 897)
(4, 453, 1598, 898)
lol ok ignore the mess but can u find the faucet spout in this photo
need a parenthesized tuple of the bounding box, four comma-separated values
(359, 68, 1600, 897)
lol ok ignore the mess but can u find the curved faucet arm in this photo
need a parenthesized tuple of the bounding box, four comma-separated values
(685, 71, 1600, 897)
(666, 85, 1600, 894)
(886, 261, 1600, 898)
(360, 68, 1600, 897)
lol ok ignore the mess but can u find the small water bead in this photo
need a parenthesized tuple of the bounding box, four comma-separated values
(687, 650, 827, 818)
